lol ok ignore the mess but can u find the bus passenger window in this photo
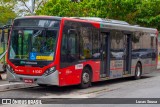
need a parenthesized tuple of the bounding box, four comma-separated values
(80, 27, 92, 59)
(110, 31, 124, 59)
(61, 28, 78, 63)
(92, 29, 100, 59)
(67, 33, 78, 62)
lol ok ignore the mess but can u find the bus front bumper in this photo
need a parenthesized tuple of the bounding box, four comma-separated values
(6, 68, 59, 86)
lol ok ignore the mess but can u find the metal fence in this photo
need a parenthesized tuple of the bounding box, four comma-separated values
(0, 25, 11, 72)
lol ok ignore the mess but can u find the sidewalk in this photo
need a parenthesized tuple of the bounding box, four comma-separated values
(0, 73, 36, 91)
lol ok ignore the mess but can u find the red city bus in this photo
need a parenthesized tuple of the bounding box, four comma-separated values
(6, 16, 158, 88)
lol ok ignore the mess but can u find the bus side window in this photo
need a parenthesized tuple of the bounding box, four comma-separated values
(79, 27, 92, 59)
(61, 34, 67, 62)
(67, 30, 79, 62)
(61, 29, 78, 64)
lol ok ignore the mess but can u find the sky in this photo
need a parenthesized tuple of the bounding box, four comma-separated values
(15, 0, 33, 16)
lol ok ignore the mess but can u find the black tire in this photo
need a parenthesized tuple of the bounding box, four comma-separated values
(134, 63, 142, 80)
(79, 67, 92, 89)
(38, 84, 48, 87)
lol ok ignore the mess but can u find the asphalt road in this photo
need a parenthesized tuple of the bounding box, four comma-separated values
(0, 70, 160, 107)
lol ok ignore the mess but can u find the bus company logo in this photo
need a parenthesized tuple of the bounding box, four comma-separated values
(1, 99, 42, 104)
(20, 61, 37, 65)
(26, 62, 37, 65)
(2, 99, 11, 104)
(15, 69, 24, 72)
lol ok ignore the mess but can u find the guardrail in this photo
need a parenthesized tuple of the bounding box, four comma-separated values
(0, 25, 11, 73)
(0, 50, 7, 60)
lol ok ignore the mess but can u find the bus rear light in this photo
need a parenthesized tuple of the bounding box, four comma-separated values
(43, 66, 56, 76)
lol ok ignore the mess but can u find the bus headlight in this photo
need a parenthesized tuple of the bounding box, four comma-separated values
(43, 66, 56, 76)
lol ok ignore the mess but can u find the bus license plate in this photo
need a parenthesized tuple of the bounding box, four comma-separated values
(24, 79, 33, 83)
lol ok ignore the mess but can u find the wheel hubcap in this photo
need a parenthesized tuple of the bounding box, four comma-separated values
(83, 72, 90, 83)
(137, 67, 141, 77)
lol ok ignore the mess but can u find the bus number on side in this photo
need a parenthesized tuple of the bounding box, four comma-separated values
(75, 64, 83, 70)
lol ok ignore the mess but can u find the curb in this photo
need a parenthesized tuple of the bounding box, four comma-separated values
(0, 82, 37, 92)
(0, 73, 37, 91)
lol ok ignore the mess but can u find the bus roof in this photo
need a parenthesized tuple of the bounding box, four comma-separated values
(69, 17, 157, 33)
(14, 16, 62, 21)
(14, 16, 157, 33)
(69, 17, 129, 25)
(100, 23, 157, 33)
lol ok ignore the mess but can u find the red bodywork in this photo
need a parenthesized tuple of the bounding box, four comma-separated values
(6, 17, 101, 86)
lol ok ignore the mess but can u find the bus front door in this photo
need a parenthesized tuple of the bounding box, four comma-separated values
(100, 32, 110, 77)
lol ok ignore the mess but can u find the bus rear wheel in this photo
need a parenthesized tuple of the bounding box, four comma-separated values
(79, 67, 92, 89)
(134, 63, 142, 79)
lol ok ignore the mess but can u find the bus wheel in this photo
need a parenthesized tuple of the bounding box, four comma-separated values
(134, 63, 142, 79)
(79, 67, 92, 89)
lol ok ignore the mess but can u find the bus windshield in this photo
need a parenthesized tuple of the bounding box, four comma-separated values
(9, 18, 60, 61)
(9, 19, 60, 61)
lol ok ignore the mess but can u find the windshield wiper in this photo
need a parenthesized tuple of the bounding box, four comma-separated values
(33, 30, 42, 38)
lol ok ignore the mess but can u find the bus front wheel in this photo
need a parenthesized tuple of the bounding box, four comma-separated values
(79, 67, 92, 89)
(134, 63, 142, 79)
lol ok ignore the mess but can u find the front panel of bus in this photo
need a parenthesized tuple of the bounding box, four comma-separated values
(6, 17, 61, 85)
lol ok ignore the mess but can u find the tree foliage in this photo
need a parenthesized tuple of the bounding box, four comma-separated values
(0, 0, 16, 25)
(16, 0, 48, 16)
(135, 0, 160, 29)
(36, 0, 160, 31)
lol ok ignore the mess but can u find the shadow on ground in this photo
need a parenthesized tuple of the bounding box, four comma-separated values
(15, 75, 153, 96)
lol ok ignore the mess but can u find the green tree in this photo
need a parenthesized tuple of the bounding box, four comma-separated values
(135, 0, 160, 30)
(36, 0, 73, 16)
(0, 0, 16, 25)
(36, 0, 160, 30)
